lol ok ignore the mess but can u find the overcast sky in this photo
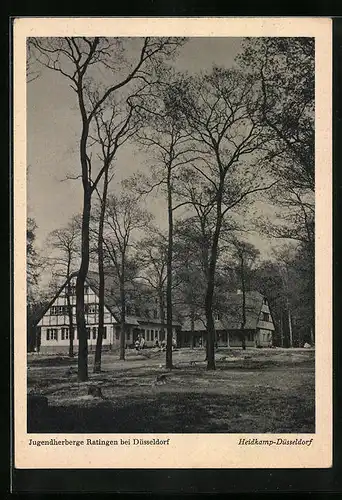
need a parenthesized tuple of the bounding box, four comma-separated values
(27, 37, 279, 266)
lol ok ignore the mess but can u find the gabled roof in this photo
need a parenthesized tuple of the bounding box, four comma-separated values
(33, 272, 78, 326)
(182, 291, 265, 331)
(86, 270, 181, 327)
(85, 271, 140, 326)
(36, 270, 180, 327)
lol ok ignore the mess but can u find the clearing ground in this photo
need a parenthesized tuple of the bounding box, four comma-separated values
(27, 347, 315, 433)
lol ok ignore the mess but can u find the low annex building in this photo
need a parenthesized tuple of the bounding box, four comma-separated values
(180, 291, 275, 348)
(37, 271, 179, 354)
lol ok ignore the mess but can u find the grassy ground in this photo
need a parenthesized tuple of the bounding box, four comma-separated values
(27, 347, 315, 434)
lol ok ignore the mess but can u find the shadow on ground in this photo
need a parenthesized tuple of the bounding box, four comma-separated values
(28, 390, 314, 434)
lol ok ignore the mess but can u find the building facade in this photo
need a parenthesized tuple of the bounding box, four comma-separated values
(179, 291, 275, 348)
(37, 274, 178, 354)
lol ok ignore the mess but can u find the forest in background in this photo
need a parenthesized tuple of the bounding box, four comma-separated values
(26, 37, 314, 379)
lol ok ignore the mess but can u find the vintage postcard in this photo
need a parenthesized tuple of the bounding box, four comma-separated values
(14, 17, 332, 469)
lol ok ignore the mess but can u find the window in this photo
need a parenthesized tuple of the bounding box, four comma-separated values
(84, 285, 89, 294)
(103, 326, 107, 340)
(85, 304, 98, 315)
(127, 331, 130, 341)
(61, 327, 69, 340)
(135, 307, 140, 316)
(66, 285, 75, 296)
(160, 330, 165, 341)
(151, 329, 154, 341)
(50, 305, 69, 316)
(86, 327, 91, 340)
(153, 309, 158, 319)
(146, 330, 150, 341)
(46, 328, 58, 341)
(262, 312, 270, 322)
(92, 327, 97, 339)
(263, 297, 267, 305)
(248, 331, 254, 341)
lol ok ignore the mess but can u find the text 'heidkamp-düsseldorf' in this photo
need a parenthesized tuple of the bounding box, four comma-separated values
(238, 438, 313, 446)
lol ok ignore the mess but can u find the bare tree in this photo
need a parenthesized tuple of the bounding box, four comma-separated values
(126, 80, 197, 369)
(26, 41, 40, 83)
(229, 238, 260, 349)
(27, 217, 44, 352)
(175, 67, 275, 369)
(30, 36, 186, 380)
(89, 94, 142, 373)
(46, 216, 81, 357)
(238, 38, 314, 192)
(173, 218, 209, 349)
(101, 191, 152, 360)
(238, 38, 315, 291)
(27, 217, 41, 302)
(135, 227, 168, 345)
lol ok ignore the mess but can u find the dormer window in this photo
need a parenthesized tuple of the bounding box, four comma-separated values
(262, 312, 270, 322)
(85, 303, 98, 314)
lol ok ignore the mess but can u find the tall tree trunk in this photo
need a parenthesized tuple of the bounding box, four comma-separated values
(76, 186, 91, 382)
(190, 304, 195, 349)
(204, 189, 223, 371)
(201, 221, 210, 361)
(280, 310, 284, 347)
(94, 168, 109, 373)
(66, 267, 74, 358)
(310, 326, 314, 346)
(159, 289, 165, 346)
(287, 303, 293, 348)
(205, 291, 216, 370)
(166, 169, 173, 370)
(310, 258, 315, 346)
(205, 239, 219, 370)
(119, 259, 126, 360)
(240, 255, 246, 350)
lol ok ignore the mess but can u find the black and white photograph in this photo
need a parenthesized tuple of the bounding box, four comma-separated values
(14, 17, 332, 470)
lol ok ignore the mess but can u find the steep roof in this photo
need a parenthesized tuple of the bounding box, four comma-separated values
(36, 270, 180, 327)
(33, 273, 78, 326)
(85, 270, 141, 326)
(182, 291, 264, 331)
